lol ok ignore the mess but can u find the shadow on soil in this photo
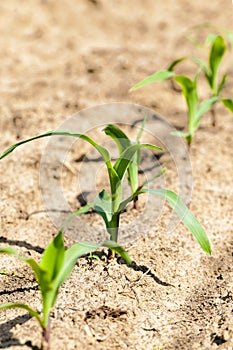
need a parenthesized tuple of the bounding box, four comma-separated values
(0, 237, 44, 254)
(0, 314, 40, 349)
(126, 261, 175, 287)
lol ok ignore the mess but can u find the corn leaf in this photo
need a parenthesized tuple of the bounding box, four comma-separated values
(114, 143, 162, 180)
(54, 240, 131, 290)
(0, 130, 110, 164)
(142, 188, 211, 255)
(175, 76, 198, 124)
(195, 96, 219, 126)
(0, 303, 43, 328)
(167, 57, 187, 71)
(204, 33, 218, 47)
(93, 189, 112, 224)
(227, 31, 233, 49)
(0, 246, 45, 287)
(104, 124, 131, 153)
(130, 70, 175, 91)
(209, 35, 226, 89)
(40, 231, 65, 284)
(222, 98, 233, 113)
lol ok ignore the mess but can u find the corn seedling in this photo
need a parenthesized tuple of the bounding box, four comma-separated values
(0, 126, 211, 255)
(130, 70, 217, 146)
(0, 231, 130, 349)
(131, 34, 233, 140)
(192, 35, 233, 126)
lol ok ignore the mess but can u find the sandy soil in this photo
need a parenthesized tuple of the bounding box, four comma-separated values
(0, 1, 233, 349)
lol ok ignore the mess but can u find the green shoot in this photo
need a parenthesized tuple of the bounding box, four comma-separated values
(172, 75, 218, 145)
(0, 231, 131, 349)
(193, 35, 233, 125)
(130, 70, 217, 146)
(104, 119, 146, 207)
(0, 124, 211, 255)
(0, 129, 161, 245)
(130, 32, 233, 143)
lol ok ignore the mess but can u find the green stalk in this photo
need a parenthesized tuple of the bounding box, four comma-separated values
(107, 213, 120, 242)
(41, 319, 50, 350)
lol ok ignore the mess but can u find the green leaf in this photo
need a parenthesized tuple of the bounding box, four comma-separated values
(142, 188, 211, 255)
(167, 57, 187, 71)
(60, 203, 93, 234)
(195, 96, 219, 126)
(192, 56, 212, 88)
(55, 240, 131, 289)
(40, 231, 65, 283)
(93, 189, 113, 224)
(218, 73, 227, 95)
(118, 168, 166, 213)
(104, 123, 142, 194)
(222, 98, 233, 113)
(175, 76, 198, 125)
(104, 124, 131, 153)
(0, 303, 43, 328)
(136, 117, 147, 143)
(204, 33, 218, 47)
(54, 241, 101, 290)
(0, 247, 44, 286)
(0, 130, 111, 164)
(114, 143, 162, 180)
(130, 70, 175, 91)
(226, 31, 233, 49)
(209, 35, 226, 91)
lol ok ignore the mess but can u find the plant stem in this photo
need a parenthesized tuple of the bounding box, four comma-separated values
(211, 108, 216, 127)
(41, 318, 50, 350)
(107, 213, 120, 242)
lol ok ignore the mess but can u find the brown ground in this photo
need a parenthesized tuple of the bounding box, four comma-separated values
(0, 1, 233, 349)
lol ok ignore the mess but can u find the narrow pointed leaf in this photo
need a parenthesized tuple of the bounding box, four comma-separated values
(55, 240, 131, 289)
(93, 189, 112, 223)
(218, 73, 227, 95)
(0, 247, 44, 286)
(0, 303, 43, 328)
(222, 98, 233, 112)
(136, 117, 147, 142)
(60, 203, 93, 234)
(195, 96, 219, 125)
(209, 35, 226, 87)
(142, 188, 211, 255)
(114, 143, 162, 180)
(40, 231, 65, 283)
(104, 124, 142, 194)
(167, 57, 187, 71)
(130, 70, 175, 91)
(175, 76, 198, 124)
(226, 31, 233, 49)
(0, 130, 111, 164)
(104, 124, 131, 153)
(204, 33, 218, 47)
(118, 167, 166, 213)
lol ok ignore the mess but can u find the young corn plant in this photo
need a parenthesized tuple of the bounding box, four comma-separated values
(130, 70, 217, 146)
(0, 126, 211, 255)
(192, 34, 233, 126)
(0, 231, 131, 350)
(130, 34, 233, 138)
(0, 129, 161, 246)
